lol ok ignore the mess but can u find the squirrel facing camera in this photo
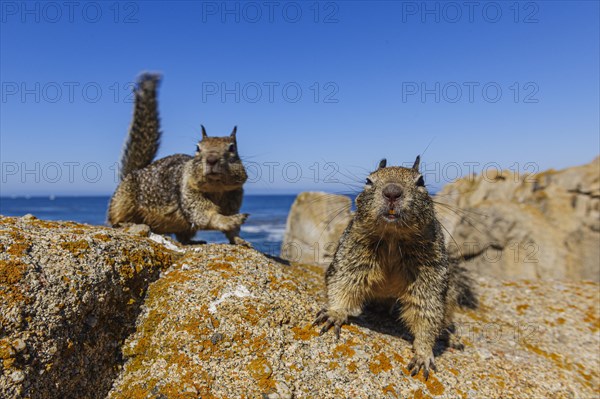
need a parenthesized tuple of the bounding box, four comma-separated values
(315, 157, 477, 380)
(108, 73, 250, 246)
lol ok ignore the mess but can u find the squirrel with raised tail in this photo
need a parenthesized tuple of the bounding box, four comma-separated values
(108, 73, 250, 246)
(314, 157, 477, 380)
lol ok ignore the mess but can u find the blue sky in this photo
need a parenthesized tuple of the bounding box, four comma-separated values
(1, 0, 598, 196)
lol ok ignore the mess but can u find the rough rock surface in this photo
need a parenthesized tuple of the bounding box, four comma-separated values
(280, 192, 352, 266)
(0, 216, 174, 399)
(1, 216, 599, 398)
(108, 246, 600, 398)
(436, 157, 600, 280)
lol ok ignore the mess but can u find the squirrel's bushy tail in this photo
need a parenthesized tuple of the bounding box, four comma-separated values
(119, 73, 162, 180)
(451, 262, 479, 309)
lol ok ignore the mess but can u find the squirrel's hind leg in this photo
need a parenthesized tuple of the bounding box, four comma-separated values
(441, 307, 464, 350)
(175, 231, 206, 245)
(445, 328, 465, 350)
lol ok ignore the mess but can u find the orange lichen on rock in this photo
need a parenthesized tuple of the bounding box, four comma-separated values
(392, 352, 405, 364)
(412, 388, 433, 399)
(369, 352, 392, 374)
(342, 324, 366, 336)
(7, 241, 31, 256)
(0, 258, 30, 304)
(117, 247, 174, 282)
(0, 258, 27, 285)
(347, 361, 358, 373)
(209, 314, 220, 328)
(248, 333, 270, 357)
(0, 339, 16, 369)
(241, 303, 264, 325)
(412, 371, 445, 396)
(333, 340, 357, 359)
(525, 343, 566, 369)
(274, 280, 298, 292)
(382, 383, 398, 397)
(291, 324, 319, 341)
(583, 306, 600, 332)
(60, 240, 90, 258)
(247, 357, 275, 391)
(516, 304, 530, 315)
(92, 233, 112, 242)
(207, 261, 237, 277)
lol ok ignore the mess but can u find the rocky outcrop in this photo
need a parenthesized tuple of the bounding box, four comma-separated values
(110, 244, 599, 398)
(280, 192, 352, 266)
(1, 216, 599, 398)
(0, 216, 174, 399)
(436, 157, 599, 280)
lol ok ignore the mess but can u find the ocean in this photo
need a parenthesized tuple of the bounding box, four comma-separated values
(0, 195, 297, 256)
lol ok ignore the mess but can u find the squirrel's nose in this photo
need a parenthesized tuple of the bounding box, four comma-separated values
(206, 155, 219, 166)
(383, 184, 403, 202)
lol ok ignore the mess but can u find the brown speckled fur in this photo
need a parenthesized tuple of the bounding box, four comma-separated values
(108, 73, 249, 245)
(315, 157, 477, 379)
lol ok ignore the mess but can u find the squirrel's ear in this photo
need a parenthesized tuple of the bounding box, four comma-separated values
(201, 125, 208, 139)
(412, 155, 421, 171)
(378, 159, 387, 170)
(230, 126, 237, 138)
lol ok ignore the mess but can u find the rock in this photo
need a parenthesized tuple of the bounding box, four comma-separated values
(11, 339, 26, 353)
(210, 333, 224, 345)
(107, 247, 599, 398)
(121, 223, 151, 238)
(0, 215, 598, 398)
(280, 192, 352, 266)
(436, 157, 600, 280)
(0, 216, 174, 399)
(9, 371, 24, 383)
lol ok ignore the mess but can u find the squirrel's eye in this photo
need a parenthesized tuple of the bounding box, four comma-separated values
(228, 144, 236, 153)
(196, 144, 201, 152)
(365, 178, 373, 186)
(416, 175, 425, 187)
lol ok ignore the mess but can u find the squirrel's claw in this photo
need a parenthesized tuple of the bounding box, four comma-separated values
(334, 324, 341, 339)
(313, 308, 346, 339)
(313, 309, 327, 326)
(408, 353, 436, 380)
(319, 320, 335, 336)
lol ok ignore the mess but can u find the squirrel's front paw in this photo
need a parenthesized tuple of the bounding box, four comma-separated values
(408, 350, 437, 380)
(313, 308, 348, 339)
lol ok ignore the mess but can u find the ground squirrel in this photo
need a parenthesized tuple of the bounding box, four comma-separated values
(108, 73, 250, 246)
(314, 156, 477, 379)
